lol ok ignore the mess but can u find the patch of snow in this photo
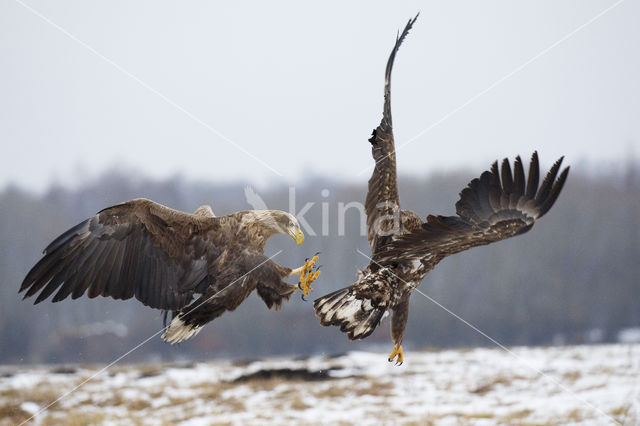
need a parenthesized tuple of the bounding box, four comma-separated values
(20, 401, 40, 415)
(1, 344, 638, 425)
(617, 327, 640, 344)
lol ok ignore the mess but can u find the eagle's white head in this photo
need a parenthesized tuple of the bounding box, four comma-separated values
(248, 210, 304, 245)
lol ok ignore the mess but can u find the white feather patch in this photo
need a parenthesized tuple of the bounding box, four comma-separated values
(161, 317, 203, 344)
(361, 299, 373, 311)
(334, 296, 362, 322)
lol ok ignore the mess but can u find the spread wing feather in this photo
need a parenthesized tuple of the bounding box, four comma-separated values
(365, 14, 418, 248)
(20, 198, 220, 310)
(375, 152, 569, 264)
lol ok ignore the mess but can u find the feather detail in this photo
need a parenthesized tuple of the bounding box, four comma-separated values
(162, 316, 204, 344)
(314, 287, 386, 340)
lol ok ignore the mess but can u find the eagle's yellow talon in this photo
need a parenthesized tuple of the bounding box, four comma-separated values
(306, 256, 318, 272)
(293, 255, 320, 297)
(388, 344, 404, 366)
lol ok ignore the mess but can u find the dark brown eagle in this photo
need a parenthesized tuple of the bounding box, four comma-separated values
(314, 15, 569, 364)
(20, 199, 320, 343)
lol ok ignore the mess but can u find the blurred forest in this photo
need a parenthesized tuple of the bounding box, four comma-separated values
(1, 160, 639, 364)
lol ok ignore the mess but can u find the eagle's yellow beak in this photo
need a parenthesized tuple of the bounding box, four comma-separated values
(290, 229, 304, 245)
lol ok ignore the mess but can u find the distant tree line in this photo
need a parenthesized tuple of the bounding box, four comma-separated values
(0, 161, 638, 364)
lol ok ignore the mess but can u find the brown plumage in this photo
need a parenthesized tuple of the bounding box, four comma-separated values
(314, 15, 569, 364)
(20, 198, 317, 343)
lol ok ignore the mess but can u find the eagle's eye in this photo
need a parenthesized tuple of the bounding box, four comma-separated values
(289, 221, 294, 228)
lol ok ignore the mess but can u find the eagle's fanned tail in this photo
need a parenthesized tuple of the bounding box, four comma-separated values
(313, 286, 386, 340)
(162, 316, 204, 344)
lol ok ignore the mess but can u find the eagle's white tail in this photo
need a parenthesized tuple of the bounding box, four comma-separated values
(162, 316, 203, 344)
(313, 287, 386, 340)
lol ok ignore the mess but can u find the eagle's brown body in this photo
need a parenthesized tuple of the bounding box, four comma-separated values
(314, 15, 570, 364)
(20, 198, 313, 343)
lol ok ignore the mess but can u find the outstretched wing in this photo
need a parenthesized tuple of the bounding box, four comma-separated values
(365, 14, 418, 249)
(20, 198, 222, 310)
(375, 152, 569, 266)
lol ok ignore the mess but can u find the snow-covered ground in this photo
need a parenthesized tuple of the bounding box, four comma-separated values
(1, 344, 638, 425)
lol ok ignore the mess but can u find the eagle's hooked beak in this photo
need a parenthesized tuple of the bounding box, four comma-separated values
(289, 229, 304, 245)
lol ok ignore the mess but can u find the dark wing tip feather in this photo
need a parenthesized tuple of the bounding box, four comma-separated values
(526, 151, 540, 198)
(19, 257, 47, 293)
(43, 218, 91, 255)
(535, 156, 564, 204)
(398, 13, 419, 44)
(490, 161, 499, 179)
(380, 14, 419, 129)
(512, 156, 525, 196)
(538, 166, 570, 217)
(501, 158, 514, 194)
(455, 152, 569, 226)
(390, 13, 419, 68)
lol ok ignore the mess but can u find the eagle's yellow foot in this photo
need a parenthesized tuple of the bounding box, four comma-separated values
(388, 344, 404, 366)
(292, 255, 320, 298)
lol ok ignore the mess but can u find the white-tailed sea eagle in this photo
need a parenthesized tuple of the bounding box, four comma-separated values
(20, 199, 320, 343)
(314, 15, 569, 365)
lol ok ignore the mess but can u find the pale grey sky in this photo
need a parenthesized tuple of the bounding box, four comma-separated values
(1, 0, 638, 192)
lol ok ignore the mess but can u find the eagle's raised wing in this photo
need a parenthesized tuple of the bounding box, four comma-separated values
(365, 15, 418, 249)
(374, 152, 569, 265)
(19, 198, 222, 310)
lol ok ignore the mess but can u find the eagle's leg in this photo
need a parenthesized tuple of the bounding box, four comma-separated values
(290, 255, 320, 297)
(388, 296, 409, 366)
(388, 344, 404, 366)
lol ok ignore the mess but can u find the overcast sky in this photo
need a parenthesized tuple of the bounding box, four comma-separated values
(1, 0, 638, 193)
